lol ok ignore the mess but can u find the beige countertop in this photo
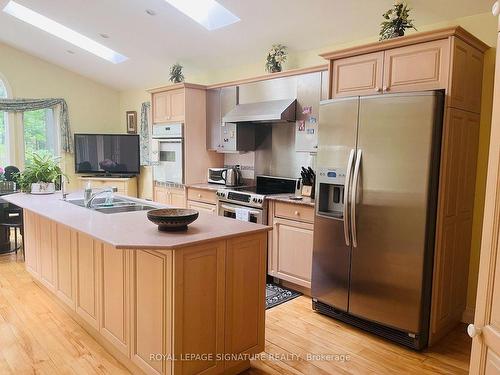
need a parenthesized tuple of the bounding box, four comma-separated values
(266, 194, 316, 207)
(4, 192, 271, 250)
(187, 183, 226, 191)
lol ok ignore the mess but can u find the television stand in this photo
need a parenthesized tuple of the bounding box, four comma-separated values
(77, 176, 138, 197)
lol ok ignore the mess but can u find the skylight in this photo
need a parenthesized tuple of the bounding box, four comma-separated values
(2, 1, 128, 64)
(164, 0, 240, 30)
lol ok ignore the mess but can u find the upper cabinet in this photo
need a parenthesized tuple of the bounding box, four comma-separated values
(322, 26, 488, 113)
(152, 88, 185, 123)
(383, 39, 450, 93)
(331, 51, 384, 97)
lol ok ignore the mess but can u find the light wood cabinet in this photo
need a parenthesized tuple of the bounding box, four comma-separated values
(152, 89, 185, 123)
(449, 38, 484, 113)
(153, 184, 186, 207)
(187, 187, 217, 205)
(23, 210, 39, 277)
(78, 177, 138, 197)
(131, 250, 171, 375)
(383, 39, 450, 93)
(268, 201, 315, 289)
(331, 51, 384, 97)
(55, 224, 75, 309)
(100, 244, 130, 356)
(75, 232, 101, 330)
(187, 200, 217, 215)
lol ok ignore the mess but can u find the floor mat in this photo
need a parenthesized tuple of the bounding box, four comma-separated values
(266, 283, 301, 309)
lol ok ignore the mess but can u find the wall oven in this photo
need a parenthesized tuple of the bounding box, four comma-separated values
(151, 123, 184, 184)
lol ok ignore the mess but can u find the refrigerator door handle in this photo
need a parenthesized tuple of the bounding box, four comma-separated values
(343, 149, 355, 246)
(351, 149, 362, 248)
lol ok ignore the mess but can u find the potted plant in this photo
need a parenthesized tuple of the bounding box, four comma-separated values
(14, 153, 66, 194)
(169, 63, 184, 83)
(265, 44, 287, 73)
(379, 1, 417, 41)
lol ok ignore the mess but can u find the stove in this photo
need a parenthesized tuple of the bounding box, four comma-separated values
(216, 176, 302, 224)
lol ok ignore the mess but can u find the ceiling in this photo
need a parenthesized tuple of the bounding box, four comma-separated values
(0, 0, 493, 90)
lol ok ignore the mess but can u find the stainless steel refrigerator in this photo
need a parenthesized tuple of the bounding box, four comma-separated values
(312, 91, 444, 350)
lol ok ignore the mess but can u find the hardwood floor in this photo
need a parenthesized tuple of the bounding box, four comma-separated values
(0, 252, 470, 374)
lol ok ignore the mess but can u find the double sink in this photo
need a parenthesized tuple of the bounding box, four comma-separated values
(66, 197, 157, 214)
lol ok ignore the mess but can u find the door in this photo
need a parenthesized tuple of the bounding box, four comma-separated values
(152, 92, 170, 124)
(169, 89, 185, 122)
(331, 52, 384, 98)
(311, 97, 358, 311)
(468, 22, 500, 374)
(348, 92, 442, 333)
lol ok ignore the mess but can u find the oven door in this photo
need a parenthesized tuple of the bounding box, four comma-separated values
(152, 139, 184, 184)
(218, 202, 263, 224)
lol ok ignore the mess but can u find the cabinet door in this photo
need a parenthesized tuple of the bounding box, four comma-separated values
(153, 186, 169, 204)
(131, 250, 172, 375)
(55, 224, 75, 308)
(23, 210, 40, 277)
(449, 37, 484, 113)
(152, 92, 170, 123)
(206, 88, 221, 151)
(169, 188, 186, 208)
(75, 233, 101, 330)
(331, 51, 384, 98)
(383, 39, 450, 93)
(187, 200, 217, 215)
(39, 216, 57, 292)
(100, 244, 129, 356)
(273, 217, 314, 288)
(169, 89, 185, 122)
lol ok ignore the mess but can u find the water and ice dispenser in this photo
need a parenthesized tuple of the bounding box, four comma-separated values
(316, 167, 347, 219)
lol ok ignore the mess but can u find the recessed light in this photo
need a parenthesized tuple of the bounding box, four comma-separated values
(145, 9, 156, 16)
(163, 0, 240, 30)
(99, 33, 109, 39)
(3, 1, 128, 64)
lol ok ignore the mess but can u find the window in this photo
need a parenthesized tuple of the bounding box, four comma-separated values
(23, 108, 58, 165)
(0, 79, 9, 166)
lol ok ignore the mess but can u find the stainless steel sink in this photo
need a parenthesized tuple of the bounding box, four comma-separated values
(65, 197, 157, 214)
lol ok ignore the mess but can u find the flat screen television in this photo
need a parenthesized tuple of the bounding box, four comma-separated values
(74, 134, 140, 175)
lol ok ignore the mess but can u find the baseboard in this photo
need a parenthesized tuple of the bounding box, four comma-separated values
(461, 307, 475, 324)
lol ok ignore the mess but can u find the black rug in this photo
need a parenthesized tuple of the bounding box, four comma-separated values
(266, 283, 301, 309)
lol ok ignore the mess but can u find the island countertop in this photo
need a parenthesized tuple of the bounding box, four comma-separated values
(3, 192, 271, 250)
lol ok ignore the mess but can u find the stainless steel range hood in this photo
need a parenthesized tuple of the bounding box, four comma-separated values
(222, 98, 296, 123)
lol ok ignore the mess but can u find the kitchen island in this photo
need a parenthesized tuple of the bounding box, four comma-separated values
(4, 192, 270, 375)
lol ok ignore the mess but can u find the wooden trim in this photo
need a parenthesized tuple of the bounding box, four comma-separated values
(206, 64, 329, 89)
(147, 82, 206, 94)
(320, 26, 489, 61)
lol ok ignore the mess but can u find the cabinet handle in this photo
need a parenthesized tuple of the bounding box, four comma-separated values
(467, 324, 482, 338)
(383, 86, 389, 92)
(197, 193, 202, 198)
(294, 210, 300, 216)
(374, 87, 381, 92)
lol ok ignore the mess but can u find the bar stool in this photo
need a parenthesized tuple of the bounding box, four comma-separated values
(0, 204, 24, 256)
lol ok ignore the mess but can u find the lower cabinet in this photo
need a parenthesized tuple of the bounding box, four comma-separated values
(187, 200, 217, 215)
(268, 201, 315, 289)
(153, 185, 186, 208)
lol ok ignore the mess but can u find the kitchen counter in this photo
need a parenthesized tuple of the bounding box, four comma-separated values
(7, 191, 267, 374)
(266, 193, 315, 207)
(186, 182, 225, 191)
(4, 192, 270, 250)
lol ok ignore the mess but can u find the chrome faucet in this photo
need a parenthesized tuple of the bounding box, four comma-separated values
(86, 187, 118, 208)
(61, 175, 68, 200)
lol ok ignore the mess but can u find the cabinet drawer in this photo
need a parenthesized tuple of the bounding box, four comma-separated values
(187, 188, 217, 204)
(383, 39, 450, 93)
(274, 202, 314, 223)
(187, 200, 217, 215)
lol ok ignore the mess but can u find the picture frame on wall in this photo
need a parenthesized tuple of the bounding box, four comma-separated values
(126, 111, 137, 134)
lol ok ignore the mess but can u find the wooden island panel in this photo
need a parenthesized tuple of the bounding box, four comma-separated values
(21, 209, 267, 375)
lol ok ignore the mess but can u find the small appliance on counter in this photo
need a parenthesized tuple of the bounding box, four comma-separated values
(208, 167, 227, 185)
(208, 166, 243, 187)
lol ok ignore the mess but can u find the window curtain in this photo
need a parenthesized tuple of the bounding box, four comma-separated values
(140, 101, 151, 166)
(0, 98, 73, 153)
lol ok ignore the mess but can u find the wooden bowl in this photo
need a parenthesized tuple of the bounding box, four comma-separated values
(147, 208, 199, 232)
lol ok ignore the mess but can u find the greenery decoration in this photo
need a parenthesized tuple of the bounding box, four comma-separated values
(14, 153, 66, 192)
(169, 63, 184, 83)
(379, 1, 417, 41)
(265, 44, 287, 73)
